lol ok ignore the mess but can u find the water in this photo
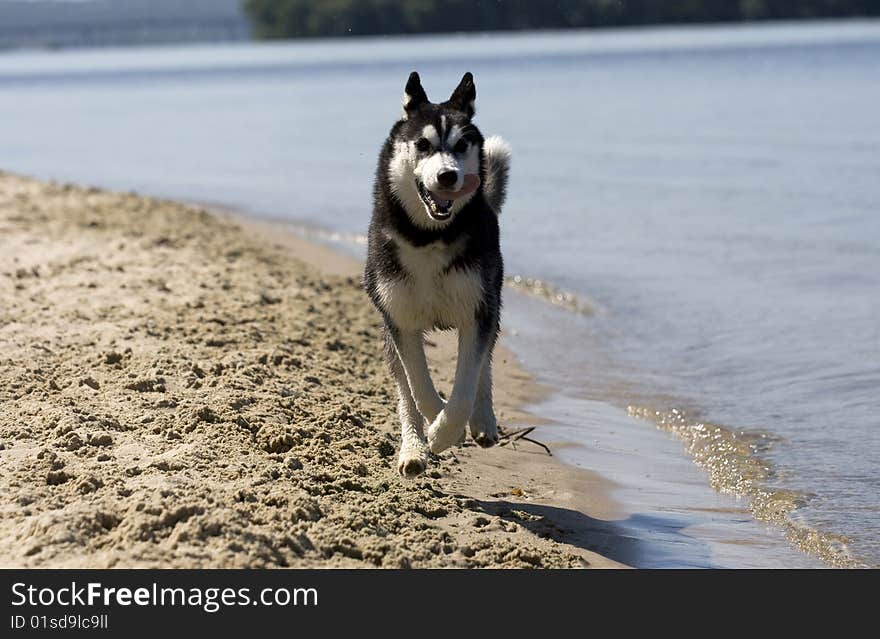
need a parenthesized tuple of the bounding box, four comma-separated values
(1, 20, 877, 567)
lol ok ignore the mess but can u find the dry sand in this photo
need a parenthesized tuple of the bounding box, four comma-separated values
(0, 173, 625, 568)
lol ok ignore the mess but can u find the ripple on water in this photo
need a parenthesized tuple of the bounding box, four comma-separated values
(504, 275, 596, 315)
(627, 405, 864, 568)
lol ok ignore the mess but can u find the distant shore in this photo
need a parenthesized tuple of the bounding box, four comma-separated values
(0, 173, 625, 568)
(245, 1, 880, 40)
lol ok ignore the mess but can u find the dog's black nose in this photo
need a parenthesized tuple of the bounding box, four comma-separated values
(437, 170, 458, 188)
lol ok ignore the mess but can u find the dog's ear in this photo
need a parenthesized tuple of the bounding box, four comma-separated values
(402, 71, 428, 119)
(446, 72, 476, 118)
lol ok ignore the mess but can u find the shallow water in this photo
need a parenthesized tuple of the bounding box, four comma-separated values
(1, 20, 878, 567)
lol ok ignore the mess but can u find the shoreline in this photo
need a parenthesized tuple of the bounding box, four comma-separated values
(0, 173, 627, 568)
(235, 212, 834, 569)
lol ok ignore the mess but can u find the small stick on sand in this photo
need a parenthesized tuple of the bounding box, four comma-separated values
(498, 426, 552, 456)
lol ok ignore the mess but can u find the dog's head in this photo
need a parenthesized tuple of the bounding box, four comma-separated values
(387, 72, 484, 228)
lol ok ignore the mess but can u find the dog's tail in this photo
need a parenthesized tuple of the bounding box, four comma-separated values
(482, 136, 511, 214)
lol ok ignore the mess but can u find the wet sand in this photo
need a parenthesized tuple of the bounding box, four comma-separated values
(0, 173, 625, 568)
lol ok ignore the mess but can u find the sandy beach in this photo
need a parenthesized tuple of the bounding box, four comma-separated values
(0, 173, 625, 568)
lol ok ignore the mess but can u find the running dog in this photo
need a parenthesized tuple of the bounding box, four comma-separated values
(364, 71, 511, 478)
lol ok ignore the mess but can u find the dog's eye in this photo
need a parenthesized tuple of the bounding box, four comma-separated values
(415, 138, 432, 153)
(453, 139, 469, 154)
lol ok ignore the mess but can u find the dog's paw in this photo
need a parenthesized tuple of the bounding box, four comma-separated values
(469, 412, 499, 448)
(427, 410, 466, 454)
(397, 446, 429, 479)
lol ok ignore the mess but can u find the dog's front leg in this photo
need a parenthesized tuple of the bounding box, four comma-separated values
(388, 327, 445, 422)
(385, 332, 430, 478)
(427, 324, 488, 454)
(469, 355, 499, 447)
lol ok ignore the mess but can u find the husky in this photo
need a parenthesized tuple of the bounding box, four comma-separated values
(364, 71, 511, 478)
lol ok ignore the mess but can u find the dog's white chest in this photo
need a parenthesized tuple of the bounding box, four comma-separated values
(379, 239, 482, 331)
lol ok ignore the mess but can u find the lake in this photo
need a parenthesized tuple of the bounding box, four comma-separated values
(1, 19, 877, 567)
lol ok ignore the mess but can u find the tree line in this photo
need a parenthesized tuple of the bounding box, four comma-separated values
(244, 0, 880, 39)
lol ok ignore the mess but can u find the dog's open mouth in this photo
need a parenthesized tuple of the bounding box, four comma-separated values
(415, 174, 481, 222)
(416, 180, 453, 221)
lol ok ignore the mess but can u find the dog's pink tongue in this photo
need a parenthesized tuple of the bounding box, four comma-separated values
(431, 173, 480, 201)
